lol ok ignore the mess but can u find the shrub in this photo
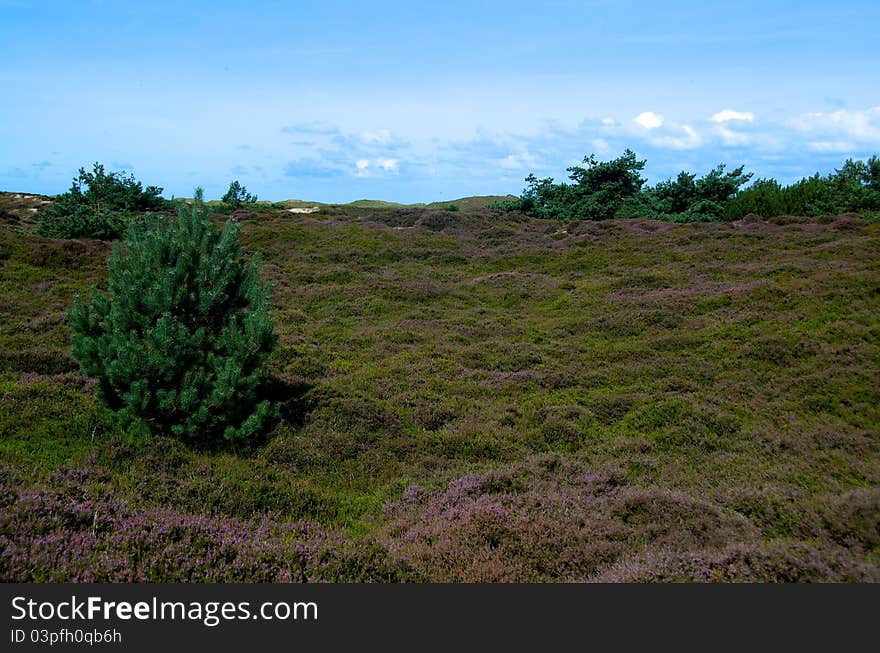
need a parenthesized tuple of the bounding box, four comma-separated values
(509, 153, 751, 222)
(37, 163, 166, 239)
(68, 189, 278, 448)
(517, 149, 647, 221)
(222, 180, 258, 208)
(725, 156, 880, 220)
(620, 164, 753, 221)
(658, 164, 751, 220)
(498, 152, 879, 222)
(721, 177, 788, 221)
(36, 202, 128, 240)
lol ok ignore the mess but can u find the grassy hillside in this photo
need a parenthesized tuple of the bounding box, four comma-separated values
(1, 198, 878, 581)
(425, 195, 518, 211)
(2, 190, 514, 216)
(277, 195, 516, 211)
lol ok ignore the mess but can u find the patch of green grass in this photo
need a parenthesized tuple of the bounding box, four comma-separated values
(0, 381, 118, 470)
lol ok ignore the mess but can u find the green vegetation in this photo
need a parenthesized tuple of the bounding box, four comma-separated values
(622, 164, 753, 221)
(221, 180, 258, 208)
(426, 195, 517, 212)
(499, 152, 880, 223)
(515, 149, 647, 221)
(346, 199, 410, 209)
(1, 172, 878, 582)
(36, 163, 167, 239)
(67, 189, 278, 448)
(725, 156, 880, 220)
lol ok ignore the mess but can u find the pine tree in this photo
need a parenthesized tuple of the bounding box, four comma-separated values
(68, 189, 278, 447)
(37, 163, 166, 240)
(222, 180, 257, 208)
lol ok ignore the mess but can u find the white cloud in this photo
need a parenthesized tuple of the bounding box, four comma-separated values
(277, 103, 879, 195)
(591, 138, 610, 154)
(791, 106, 880, 142)
(647, 124, 702, 150)
(716, 125, 751, 146)
(354, 157, 399, 177)
(806, 140, 858, 153)
(711, 109, 755, 123)
(499, 152, 537, 169)
(633, 111, 664, 130)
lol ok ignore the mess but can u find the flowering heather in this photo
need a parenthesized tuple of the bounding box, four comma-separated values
(0, 465, 414, 582)
(18, 371, 97, 393)
(383, 456, 876, 582)
(1, 200, 878, 582)
(595, 542, 879, 582)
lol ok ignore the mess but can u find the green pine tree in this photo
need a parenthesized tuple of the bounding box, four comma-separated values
(68, 189, 278, 447)
(37, 163, 167, 240)
(222, 180, 257, 208)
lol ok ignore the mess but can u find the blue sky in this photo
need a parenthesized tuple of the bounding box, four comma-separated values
(2, 0, 879, 203)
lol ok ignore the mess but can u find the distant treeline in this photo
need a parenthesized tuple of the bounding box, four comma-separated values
(493, 150, 880, 222)
(31, 154, 880, 240)
(35, 165, 261, 240)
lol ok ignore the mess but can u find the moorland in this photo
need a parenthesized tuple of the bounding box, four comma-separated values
(1, 163, 878, 581)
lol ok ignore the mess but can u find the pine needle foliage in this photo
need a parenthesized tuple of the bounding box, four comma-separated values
(37, 163, 166, 240)
(68, 190, 278, 447)
(221, 180, 257, 208)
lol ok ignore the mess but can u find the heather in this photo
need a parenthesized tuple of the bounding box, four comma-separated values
(383, 456, 878, 582)
(1, 191, 878, 582)
(0, 463, 413, 582)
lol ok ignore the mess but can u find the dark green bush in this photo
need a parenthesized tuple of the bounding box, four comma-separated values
(621, 164, 753, 222)
(36, 201, 128, 240)
(221, 180, 258, 209)
(488, 197, 524, 212)
(499, 152, 878, 223)
(721, 178, 788, 220)
(517, 149, 647, 220)
(725, 156, 880, 220)
(37, 163, 167, 239)
(68, 190, 278, 448)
